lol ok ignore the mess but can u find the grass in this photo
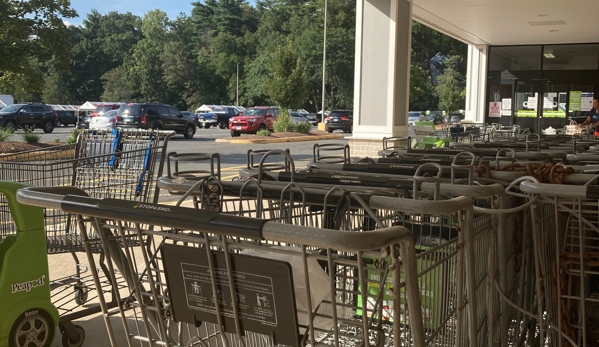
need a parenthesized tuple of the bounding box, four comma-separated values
(22, 127, 40, 144)
(0, 127, 12, 142)
(256, 129, 271, 136)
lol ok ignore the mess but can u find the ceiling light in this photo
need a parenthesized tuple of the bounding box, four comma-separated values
(549, 29, 559, 32)
(538, 14, 549, 17)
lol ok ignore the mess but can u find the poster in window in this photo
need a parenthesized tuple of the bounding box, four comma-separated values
(489, 102, 501, 118)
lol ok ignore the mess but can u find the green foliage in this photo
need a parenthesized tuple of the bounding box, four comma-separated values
(264, 41, 306, 110)
(436, 55, 466, 115)
(0, 0, 467, 115)
(256, 129, 271, 136)
(0, 128, 12, 142)
(22, 127, 40, 144)
(66, 129, 82, 144)
(295, 121, 311, 134)
(0, 0, 76, 93)
(273, 109, 295, 132)
(54, 136, 61, 143)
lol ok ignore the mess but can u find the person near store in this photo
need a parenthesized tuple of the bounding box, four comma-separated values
(581, 96, 599, 136)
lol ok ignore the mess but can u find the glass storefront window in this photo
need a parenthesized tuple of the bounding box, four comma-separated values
(489, 46, 542, 71)
(543, 45, 599, 70)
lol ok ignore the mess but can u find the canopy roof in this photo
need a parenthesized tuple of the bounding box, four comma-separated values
(413, 0, 599, 46)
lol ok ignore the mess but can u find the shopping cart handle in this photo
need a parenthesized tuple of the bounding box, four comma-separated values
(17, 187, 267, 240)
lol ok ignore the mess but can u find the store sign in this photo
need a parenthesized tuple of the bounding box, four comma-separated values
(489, 102, 501, 118)
(569, 91, 582, 111)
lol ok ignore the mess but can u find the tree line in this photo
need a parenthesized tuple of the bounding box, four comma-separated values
(0, 0, 467, 114)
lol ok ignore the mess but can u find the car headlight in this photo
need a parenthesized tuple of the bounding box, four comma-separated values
(248, 119, 257, 123)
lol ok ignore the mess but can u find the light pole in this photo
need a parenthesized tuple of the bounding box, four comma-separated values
(321, 0, 328, 122)
(236, 62, 239, 106)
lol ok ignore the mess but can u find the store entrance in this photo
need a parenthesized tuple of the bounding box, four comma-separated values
(512, 80, 595, 133)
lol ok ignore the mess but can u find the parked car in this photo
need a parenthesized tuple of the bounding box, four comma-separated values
(325, 110, 353, 133)
(56, 110, 78, 127)
(89, 110, 118, 130)
(212, 106, 241, 129)
(197, 112, 217, 129)
(0, 103, 58, 133)
(228, 106, 280, 137)
(290, 112, 311, 125)
(408, 111, 425, 125)
(116, 102, 197, 139)
(290, 109, 318, 126)
(82, 103, 123, 129)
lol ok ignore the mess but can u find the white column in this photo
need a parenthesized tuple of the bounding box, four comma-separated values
(465, 44, 488, 123)
(353, 0, 412, 139)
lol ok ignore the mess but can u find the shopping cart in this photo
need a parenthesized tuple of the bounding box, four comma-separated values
(0, 129, 174, 346)
(17, 185, 428, 347)
(519, 181, 599, 347)
(0, 181, 59, 347)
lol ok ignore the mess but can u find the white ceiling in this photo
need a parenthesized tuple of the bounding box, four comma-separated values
(412, 0, 599, 46)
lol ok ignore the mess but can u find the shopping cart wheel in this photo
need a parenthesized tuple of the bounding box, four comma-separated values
(74, 283, 88, 306)
(8, 308, 55, 347)
(61, 325, 85, 347)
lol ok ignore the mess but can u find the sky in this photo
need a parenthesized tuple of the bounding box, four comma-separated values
(66, 0, 196, 26)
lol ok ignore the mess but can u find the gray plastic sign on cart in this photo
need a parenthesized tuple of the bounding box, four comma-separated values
(161, 244, 300, 346)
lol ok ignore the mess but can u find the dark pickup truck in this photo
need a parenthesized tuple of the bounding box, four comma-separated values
(212, 106, 240, 129)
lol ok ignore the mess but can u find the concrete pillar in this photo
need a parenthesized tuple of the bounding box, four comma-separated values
(465, 44, 488, 123)
(351, 0, 412, 156)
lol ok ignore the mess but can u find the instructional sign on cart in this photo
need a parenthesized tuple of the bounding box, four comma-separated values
(161, 244, 299, 347)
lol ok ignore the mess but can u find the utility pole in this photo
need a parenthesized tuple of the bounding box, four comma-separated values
(321, 0, 328, 122)
(236, 62, 239, 106)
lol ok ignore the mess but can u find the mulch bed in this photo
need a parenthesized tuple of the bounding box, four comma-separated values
(0, 142, 68, 154)
(237, 131, 328, 139)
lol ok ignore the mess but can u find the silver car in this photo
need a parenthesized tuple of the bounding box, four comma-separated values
(89, 110, 118, 130)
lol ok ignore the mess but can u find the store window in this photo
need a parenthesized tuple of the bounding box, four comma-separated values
(489, 46, 542, 71)
(542, 44, 599, 70)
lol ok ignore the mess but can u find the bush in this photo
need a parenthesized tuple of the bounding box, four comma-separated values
(0, 127, 12, 142)
(22, 127, 40, 144)
(295, 122, 311, 134)
(66, 129, 82, 144)
(273, 109, 294, 133)
(256, 129, 271, 136)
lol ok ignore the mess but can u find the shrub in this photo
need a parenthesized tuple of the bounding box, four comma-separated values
(54, 136, 60, 143)
(273, 109, 294, 133)
(256, 129, 271, 136)
(22, 127, 40, 144)
(67, 129, 82, 144)
(0, 127, 12, 142)
(295, 122, 311, 134)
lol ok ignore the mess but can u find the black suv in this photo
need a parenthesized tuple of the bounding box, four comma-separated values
(0, 103, 58, 133)
(325, 110, 353, 133)
(116, 103, 197, 138)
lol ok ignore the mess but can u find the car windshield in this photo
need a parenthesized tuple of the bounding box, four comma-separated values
(0, 105, 21, 113)
(243, 109, 265, 116)
(100, 110, 117, 117)
(329, 111, 350, 117)
(94, 105, 114, 114)
(212, 106, 228, 113)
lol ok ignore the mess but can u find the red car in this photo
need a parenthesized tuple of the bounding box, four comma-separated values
(228, 106, 280, 137)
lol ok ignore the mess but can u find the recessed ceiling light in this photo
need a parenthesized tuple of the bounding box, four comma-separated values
(538, 14, 549, 17)
(549, 30, 559, 32)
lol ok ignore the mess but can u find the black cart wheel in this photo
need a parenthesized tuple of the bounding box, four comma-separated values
(9, 308, 55, 347)
(61, 325, 85, 347)
(74, 283, 88, 306)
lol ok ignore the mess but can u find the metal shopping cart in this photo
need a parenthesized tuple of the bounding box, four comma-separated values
(519, 181, 599, 347)
(0, 129, 174, 346)
(17, 185, 429, 347)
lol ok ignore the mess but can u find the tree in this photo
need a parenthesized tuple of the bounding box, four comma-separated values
(0, 0, 77, 92)
(436, 55, 466, 115)
(264, 41, 306, 109)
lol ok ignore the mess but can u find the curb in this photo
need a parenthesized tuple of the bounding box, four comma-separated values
(215, 134, 345, 144)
